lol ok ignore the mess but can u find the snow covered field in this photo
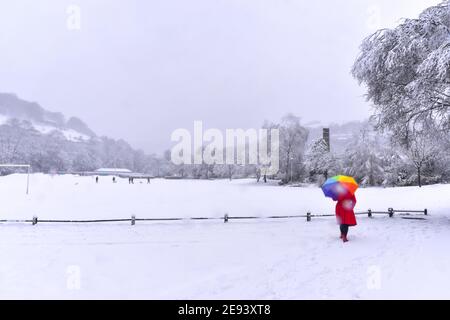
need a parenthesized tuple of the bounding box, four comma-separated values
(1, 174, 450, 299)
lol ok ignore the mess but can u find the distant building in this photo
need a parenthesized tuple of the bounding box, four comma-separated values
(94, 168, 132, 176)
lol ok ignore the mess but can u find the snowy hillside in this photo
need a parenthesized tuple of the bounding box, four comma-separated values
(0, 93, 154, 174)
(0, 93, 95, 142)
(1, 174, 449, 299)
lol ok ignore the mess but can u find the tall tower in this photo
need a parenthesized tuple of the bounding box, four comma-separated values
(323, 128, 330, 152)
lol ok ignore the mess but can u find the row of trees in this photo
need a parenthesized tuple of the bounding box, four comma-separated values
(2, 114, 448, 187)
(306, 126, 450, 187)
(164, 125, 450, 188)
(0, 114, 311, 183)
(162, 116, 450, 187)
(0, 119, 161, 175)
(161, 114, 310, 184)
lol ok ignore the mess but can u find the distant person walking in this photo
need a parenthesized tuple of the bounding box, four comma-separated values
(256, 168, 261, 183)
(113, 177, 116, 183)
(96, 176, 99, 183)
(147, 177, 151, 184)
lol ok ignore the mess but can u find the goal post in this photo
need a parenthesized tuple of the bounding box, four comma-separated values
(0, 164, 31, 195)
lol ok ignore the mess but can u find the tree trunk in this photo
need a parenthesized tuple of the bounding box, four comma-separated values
(418, 166, 422, 188)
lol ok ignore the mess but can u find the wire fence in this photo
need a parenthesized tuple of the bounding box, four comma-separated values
(0, 208, 428, 226)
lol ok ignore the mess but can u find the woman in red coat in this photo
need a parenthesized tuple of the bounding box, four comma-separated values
(335, 193, 357, 243)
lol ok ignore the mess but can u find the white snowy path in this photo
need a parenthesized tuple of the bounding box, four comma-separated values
(0, 174, 450, 299)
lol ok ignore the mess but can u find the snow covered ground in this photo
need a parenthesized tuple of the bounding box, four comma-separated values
(1, 174, 449, 299)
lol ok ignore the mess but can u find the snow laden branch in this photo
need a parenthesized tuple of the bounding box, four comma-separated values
(352, 1, 450, 143)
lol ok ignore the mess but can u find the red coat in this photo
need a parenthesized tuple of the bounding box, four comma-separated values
(335, 194, 357, 226)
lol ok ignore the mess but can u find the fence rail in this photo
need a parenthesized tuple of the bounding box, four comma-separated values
(0, 208, 428, 226)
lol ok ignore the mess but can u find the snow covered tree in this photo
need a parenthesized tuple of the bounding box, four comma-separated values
(352, 1, 450, 145)
(305, 138, 340, 184)
(277, 114, 309, 183)
(343, 128, 385, 186)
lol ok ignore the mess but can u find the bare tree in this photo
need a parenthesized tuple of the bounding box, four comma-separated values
(278, 114, 309, 183)
(406, 131, 441, 187)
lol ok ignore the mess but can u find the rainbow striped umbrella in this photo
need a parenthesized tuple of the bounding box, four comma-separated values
(321, 175, 359, 201)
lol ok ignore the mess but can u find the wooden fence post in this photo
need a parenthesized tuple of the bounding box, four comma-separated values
(224, 214, 229, 223)
(424, 209, 428, 216)
(388, 208, 394, 218)
(307, 212, 311, 222)
(131, 215, 136, 226)
(32, 216, 38, 226)
(368, 209, 372, 218)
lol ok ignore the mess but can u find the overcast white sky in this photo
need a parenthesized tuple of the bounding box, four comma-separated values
(0, 0, 441, 152)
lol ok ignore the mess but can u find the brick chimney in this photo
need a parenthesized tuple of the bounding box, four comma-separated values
(323, 128, 330, 152)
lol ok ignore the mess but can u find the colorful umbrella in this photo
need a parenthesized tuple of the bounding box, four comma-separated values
(321, 175, 359, 201)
